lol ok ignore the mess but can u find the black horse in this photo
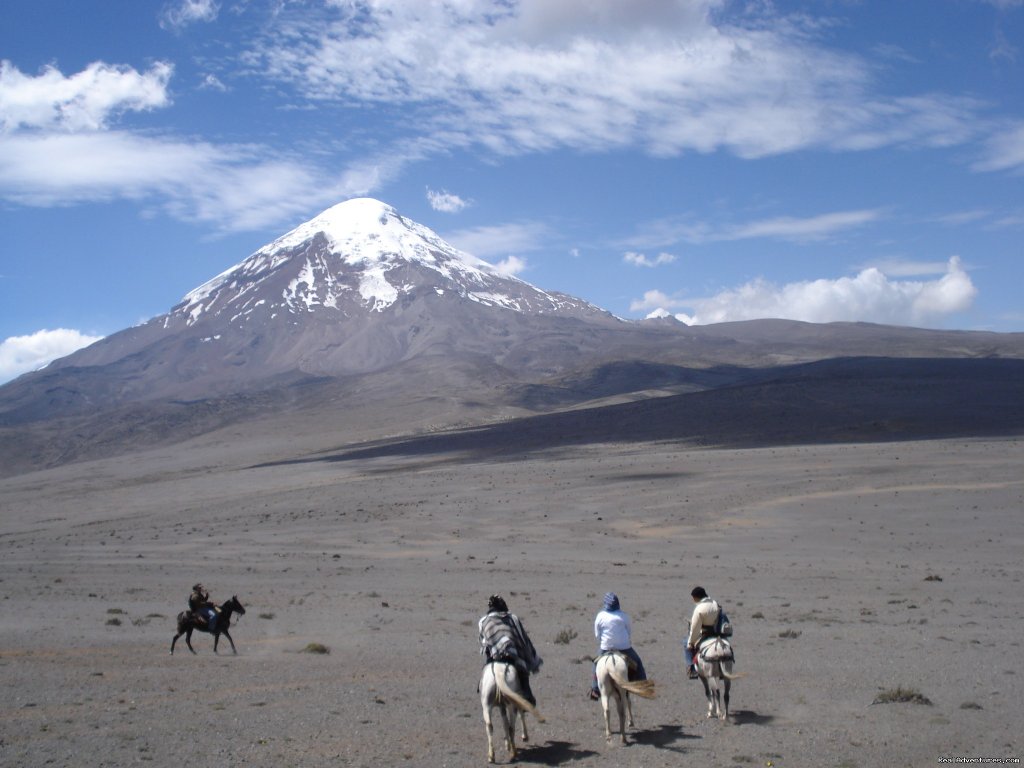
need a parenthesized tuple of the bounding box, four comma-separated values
(170, 595, 246, 655)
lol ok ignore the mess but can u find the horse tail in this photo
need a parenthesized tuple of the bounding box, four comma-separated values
(606, 656, 657, 699)
(494, 668, 546, 723)
(719, 660, 745, 680)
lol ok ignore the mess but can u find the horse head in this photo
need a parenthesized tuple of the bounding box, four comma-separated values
(224, 595, 245, 616)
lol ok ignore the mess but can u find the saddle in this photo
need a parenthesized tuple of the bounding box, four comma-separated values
(698, 637, 734, 663)
(596, 650, 640, 680)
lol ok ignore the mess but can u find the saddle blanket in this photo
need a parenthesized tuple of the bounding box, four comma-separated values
(698, 637, 734, 662)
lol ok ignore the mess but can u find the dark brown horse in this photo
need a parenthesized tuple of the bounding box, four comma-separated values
(170, 595, 245, 655)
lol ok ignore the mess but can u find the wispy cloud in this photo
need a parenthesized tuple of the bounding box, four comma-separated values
(426, 188, 469, 213)
(632, 257, 976, 327)
(444, 221, 549, 260)
(160, 0, 220, 31)
(0, 328, 104, 384)
(973, 122, 1024, 173)
(624, 251, 677, 268)
(0, 60, 399, 232)
(250, 1, 982, 162)
(494, 255, 527, 276)
(622, 208, 883, 250)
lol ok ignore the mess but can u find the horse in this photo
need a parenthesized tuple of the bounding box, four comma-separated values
(594, 651, 656, 744)
(479, 661, 544, 763)
(694, 636, 739, 720)
(170, 596, 245, 655)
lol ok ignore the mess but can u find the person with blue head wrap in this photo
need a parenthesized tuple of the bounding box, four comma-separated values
(589, 592, 647, 700)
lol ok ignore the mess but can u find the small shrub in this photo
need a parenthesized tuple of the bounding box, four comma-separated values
(778, 629, 801, 639)
(750, 611, 765, 619)
(554, 628, 578, 645)
(959, 701, 983, 710)
(106, 618, 122, 626)
(872, 687, 932, 705)
(107, 608, 125, 615)
(924, 574, 943, 582)
(258, 612, 275, 620)
(300, 642, 330, 655)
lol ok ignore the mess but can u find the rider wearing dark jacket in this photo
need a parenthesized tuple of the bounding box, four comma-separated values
(189, 583, 214, 628)
(478, 595, 543, 705)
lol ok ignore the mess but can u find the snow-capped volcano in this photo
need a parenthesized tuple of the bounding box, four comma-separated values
(23, 198, 615, 403)
(173, 198, 598, 329)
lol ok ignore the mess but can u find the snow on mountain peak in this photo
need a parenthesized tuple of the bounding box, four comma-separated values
(173, 198, 597, 329)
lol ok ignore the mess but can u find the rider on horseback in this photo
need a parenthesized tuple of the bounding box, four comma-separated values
(590, 592, 647, 700)
(685, 586, 723, 679)
(189, 583, 216, 629)
(478, 595, 543, 706)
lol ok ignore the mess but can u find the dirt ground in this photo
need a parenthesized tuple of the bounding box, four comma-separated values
(1, 434, 1022, 767)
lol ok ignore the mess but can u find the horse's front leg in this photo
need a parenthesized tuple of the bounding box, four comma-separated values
(221, 628, 237, 655)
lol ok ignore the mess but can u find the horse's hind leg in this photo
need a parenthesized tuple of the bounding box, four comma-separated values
(185, 629, 197, 655)
(616, 693, 627, 745)
(500, 704, 516, 760)
(518, 708, 529, 743)
(625, 691, 635, 729)
(483, 705, 496, 763)
(699, 674, 714, 718)
(170, 632, 180, 655)
(722, 678, 731, 721)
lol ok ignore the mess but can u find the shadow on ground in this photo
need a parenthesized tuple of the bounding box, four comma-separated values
(514, 740, 600, 765)
(630, 723, 699, 752)
(255, 358, 1024, 470)
(731, 709, 775, 726)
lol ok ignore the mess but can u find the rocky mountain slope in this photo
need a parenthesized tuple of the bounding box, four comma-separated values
(2, 198, 1024, 476)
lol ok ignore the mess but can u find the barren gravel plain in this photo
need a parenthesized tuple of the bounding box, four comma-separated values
(2, 431, 1022, 767)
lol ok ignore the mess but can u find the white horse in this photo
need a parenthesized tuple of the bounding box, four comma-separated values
(594, 652, 656, 744)
(480, 661, 544, 763)
(694, 637, 739, 720)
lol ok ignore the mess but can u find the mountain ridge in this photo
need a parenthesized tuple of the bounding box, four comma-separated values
(3, 198, 1024, 476)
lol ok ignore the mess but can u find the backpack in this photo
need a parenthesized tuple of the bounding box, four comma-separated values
(714, 602, 733, 638)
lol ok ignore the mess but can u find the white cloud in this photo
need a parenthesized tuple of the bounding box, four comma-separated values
(0, 60, 172, 132)
(160, 0, 220, 30)
(974, 122, 1024, 173)
(624, 251, 677, 268)
(0, 58, 409, 232)
(0, 130, 381, 232)
(426, 188, 469, 213)
(725, 210, 883, 242)
(0, 329, 104, 384)
(445, 221, 549, 259)
(251, 1, 979, 162)
(199, 73, 228, 92)
(634, 256, 977, 327)
(622, 208, 883, 250)
(494, 255, 527, 276)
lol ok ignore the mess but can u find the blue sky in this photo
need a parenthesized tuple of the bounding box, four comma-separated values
(1, 0, 1023, 383)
